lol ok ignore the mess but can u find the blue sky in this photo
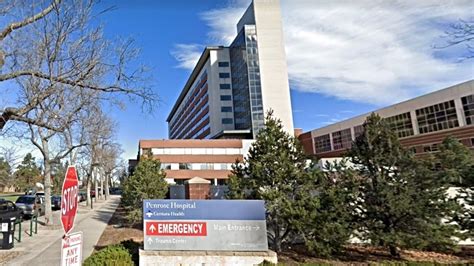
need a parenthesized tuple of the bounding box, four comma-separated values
(91, 0, 473, 160)
(2, 0, 471, 162)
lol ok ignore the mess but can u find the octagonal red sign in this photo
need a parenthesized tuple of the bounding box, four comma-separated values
(61, 166, 79, 234)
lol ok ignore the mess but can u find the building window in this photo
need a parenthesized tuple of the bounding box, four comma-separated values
(461, 94, 474, 125)
(179, 163, 191, 170)
(416, 100, 459, 134)
(160, 163, 171, 170)
(385, 112, 414, 138)
(354, 125, 364, 138)
(200, 163, 214, 170)
(332, 128, 352, 150)
(175, 179, 185, 185)
(422, 143, 439, 153)
(219, 73, 230, 78)
(218, 62, 229, 67)
(220, 84, 231, 90)
(221, 106, 232, 112)
(222, 118, 233, 124)
(220, 95, 232, 101)
(217, 179, 227, 185)
(314, 134, 331, 153)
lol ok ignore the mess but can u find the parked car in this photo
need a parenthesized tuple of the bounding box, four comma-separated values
(78, 192, 87, 202)
(51, 195, 61, 210)
(15, 195, 45, 218)
(110, 188, 122, 195)
(0, 199, 20, 214)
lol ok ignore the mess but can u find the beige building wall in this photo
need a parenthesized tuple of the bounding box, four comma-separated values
(309, 80, 474, 139)
(240, 0, 294, 135)
(208, 48, 234, 137)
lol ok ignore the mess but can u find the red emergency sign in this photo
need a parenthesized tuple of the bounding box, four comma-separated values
(146, 221, 207, 236)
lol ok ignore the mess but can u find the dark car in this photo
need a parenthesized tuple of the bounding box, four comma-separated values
(110, 188, 122, 195)
(0, 199, 20, 214)
(78, 192, 86, 202)
(51, 195, 61, 210)
(15, 195, 45, 218)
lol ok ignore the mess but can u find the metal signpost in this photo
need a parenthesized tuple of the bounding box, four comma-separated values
(60, 166, 82, 266)
(143, 200, 268, 251)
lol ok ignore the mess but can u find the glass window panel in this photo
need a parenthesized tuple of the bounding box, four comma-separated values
(314, 134, 331, 153)
(222, 118, 233, 124)
(416, 100, 459, 134)
(218, 62, 229, 67)
(462, 94, 474, 125)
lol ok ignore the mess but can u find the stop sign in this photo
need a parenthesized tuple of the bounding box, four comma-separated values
(61, 166, 79, 234)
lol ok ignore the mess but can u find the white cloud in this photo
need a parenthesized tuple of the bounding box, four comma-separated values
(170, 44, 204, 70)
(172, 0, 473, 105)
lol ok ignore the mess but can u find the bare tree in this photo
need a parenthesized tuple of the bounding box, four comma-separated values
(99, 143, 122, 200)
(438, 19, 474, 60)
(0, 0, 157, 131)
(0, 0, 157, 224)
(81, 108, 115, 207)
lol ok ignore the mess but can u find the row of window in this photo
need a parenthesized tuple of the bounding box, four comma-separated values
(385, 112, 414, 138)
(172, 179, 227, 186)
(416, 100, 458, 134)
(462, 95, 474, 125)
(313, 95, 474, 154)
(161, 163, 233, 171)
(169, 72, 207, 126)
(409, 138, 474, 154)
(173, 102, 209, 139)
(169, 75, 208, 137)
(149, 147, 242, 155)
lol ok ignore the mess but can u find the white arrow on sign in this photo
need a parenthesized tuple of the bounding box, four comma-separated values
(147, 237, 153, 244)
(146, 211, 152, 218)
(253, 226, 260, 230)
(149, 224, 156, 233)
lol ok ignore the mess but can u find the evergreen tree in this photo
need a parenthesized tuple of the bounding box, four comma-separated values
(0, 158, 12, 189)
(51, 162, 68, 195)
(15, 153, 41, 191)
(301, 159, 358, 257)
(227, 110, 315, 252)
(434, 136, 474, 186)
(434, 136, 474, 239)
(349, 113, 462, 257)
(122, 157, 168, 223)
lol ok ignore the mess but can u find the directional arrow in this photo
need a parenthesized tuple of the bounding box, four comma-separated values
(149, 224, 156, 233)
(252, 226, 260, 230)
(146, 211, 153, 218)
(147, 237, 153, 244)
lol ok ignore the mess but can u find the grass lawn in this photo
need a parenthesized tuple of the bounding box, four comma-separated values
(0, 194, 21, 202)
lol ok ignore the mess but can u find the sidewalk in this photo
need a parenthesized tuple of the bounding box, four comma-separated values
(0, 195, 120, 265)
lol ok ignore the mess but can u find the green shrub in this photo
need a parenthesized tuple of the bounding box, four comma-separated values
(83, 244, 133, 266)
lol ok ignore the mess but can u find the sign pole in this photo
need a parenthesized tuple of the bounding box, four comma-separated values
(60, 166, 82, 266)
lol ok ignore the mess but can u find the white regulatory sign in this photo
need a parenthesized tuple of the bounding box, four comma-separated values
(61, 231, 83, 266)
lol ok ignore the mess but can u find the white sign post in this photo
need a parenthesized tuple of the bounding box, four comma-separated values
(61, 231, 83, 266)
